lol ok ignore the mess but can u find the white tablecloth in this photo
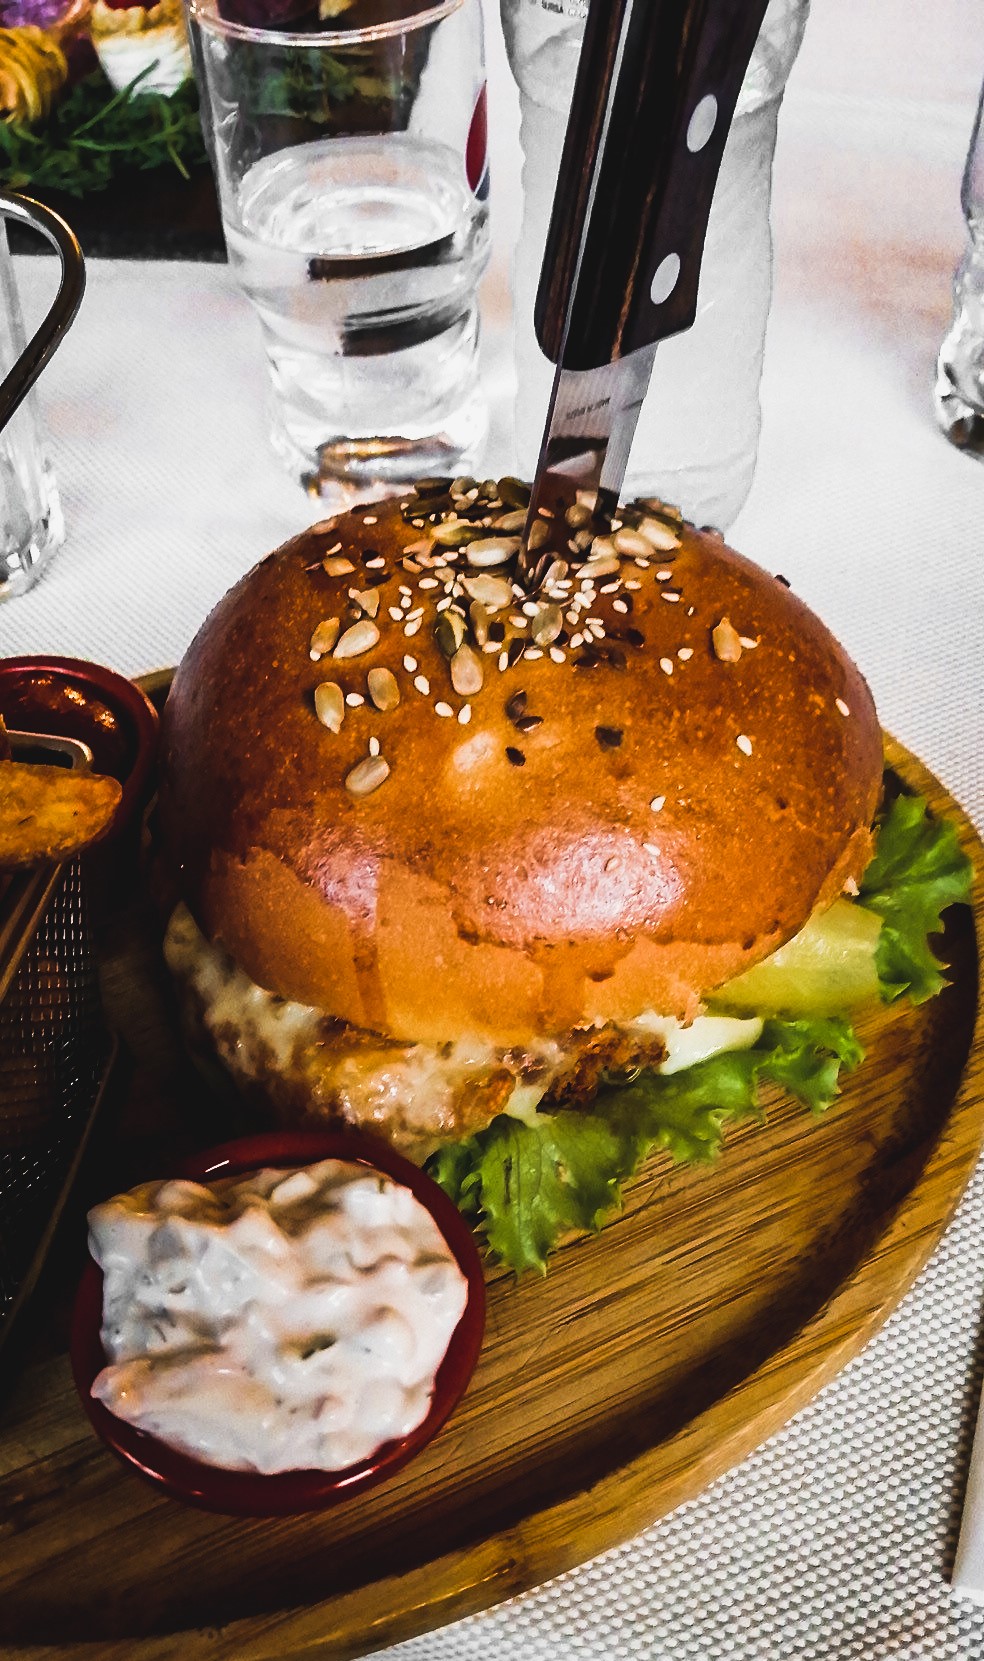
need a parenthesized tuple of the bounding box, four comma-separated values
(4, 2, 984, 1657)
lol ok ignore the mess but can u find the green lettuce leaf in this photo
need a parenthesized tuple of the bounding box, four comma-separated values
(755, 1016, 864, 1110)
(432, 1111, 628, 1276)
(860, 793, 973, 1003)
(427, 1017, 863, 1275)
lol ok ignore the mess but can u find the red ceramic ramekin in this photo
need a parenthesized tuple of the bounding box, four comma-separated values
(0, 655, 158, 836)
(70, 1128, 486, 1516)
(0, 656, 159, 896)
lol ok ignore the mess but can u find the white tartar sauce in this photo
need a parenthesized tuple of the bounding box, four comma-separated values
(88, 1160, 468, 1474)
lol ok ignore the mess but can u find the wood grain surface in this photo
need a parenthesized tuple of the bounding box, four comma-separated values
(0, 735, 980, 1661)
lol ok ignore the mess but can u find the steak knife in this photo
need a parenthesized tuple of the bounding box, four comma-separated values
(523, 0, 773, 542)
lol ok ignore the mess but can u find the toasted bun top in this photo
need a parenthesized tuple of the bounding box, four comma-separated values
(159, 488, 882, 1045)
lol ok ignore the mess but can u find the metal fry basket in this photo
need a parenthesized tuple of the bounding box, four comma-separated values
(0, 732, 115, 1355)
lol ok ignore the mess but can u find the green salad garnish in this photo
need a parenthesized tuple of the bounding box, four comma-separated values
(0, 70, 207, 199)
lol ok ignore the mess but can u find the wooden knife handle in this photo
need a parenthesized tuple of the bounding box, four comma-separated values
(535, 0, 772, 370)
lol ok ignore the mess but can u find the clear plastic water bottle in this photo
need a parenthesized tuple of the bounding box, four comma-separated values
(935, 76, 984, 455)
(500, 0, 810, 530)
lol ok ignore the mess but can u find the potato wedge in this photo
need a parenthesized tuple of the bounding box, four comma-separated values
(0, 761, 122, 867)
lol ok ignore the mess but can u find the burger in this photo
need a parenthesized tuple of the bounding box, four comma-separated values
(158, 479, 971, 1272)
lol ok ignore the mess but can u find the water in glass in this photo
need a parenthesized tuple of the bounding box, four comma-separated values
(224, 131, 490, 491)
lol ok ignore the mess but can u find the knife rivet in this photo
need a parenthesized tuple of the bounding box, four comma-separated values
(687, 93, 718, 153)
(650, 253, 681, 307)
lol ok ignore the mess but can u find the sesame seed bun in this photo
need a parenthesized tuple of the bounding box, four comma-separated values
(158, 490, 882, 1048)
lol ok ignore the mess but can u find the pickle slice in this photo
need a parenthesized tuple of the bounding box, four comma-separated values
(709, 899, 882, 1017)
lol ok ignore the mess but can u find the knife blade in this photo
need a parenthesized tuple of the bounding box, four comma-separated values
(522, 0, 772, 556)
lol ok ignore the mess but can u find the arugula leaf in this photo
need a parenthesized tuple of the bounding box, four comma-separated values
(860, 793, 973, 1003)
(427, 1017, 863, 1275)
(0, 72, 207, 199)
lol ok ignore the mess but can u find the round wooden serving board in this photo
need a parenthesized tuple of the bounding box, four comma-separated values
(0, 735, 981, 1661)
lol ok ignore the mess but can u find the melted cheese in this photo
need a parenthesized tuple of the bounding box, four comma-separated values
(628, 1012, 762, 1074)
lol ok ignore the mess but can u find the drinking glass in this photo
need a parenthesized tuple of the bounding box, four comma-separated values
(0, 193, 84, 600)
(500, 0, 810, 531)
(187, 0, 491, 503)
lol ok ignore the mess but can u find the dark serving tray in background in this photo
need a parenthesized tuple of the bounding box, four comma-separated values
(7, 168, 225, 261)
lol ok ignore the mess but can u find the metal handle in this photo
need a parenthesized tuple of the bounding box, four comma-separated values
(0, 191, 85, 434)
(535, 0, 771, 371)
